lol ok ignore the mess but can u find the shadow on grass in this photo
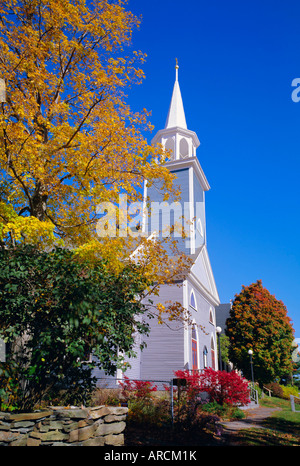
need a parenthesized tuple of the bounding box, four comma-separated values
(225, 414, 300, 446)
(224, 427, 300, 446)
(261, 416, 300, 437)
(124, 422, 224, 446)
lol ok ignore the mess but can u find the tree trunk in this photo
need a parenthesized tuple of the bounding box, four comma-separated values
(31, 183, 48, 221)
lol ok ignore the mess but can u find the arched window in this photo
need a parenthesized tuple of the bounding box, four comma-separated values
(165, 138, 175, 160)
(179, 138, 189, 158)
(191, 325, 198, 372)
(211, 337, 216, 370)
(190, 290, 197, 310)
(209, 308, 214, 324)
(203, 346, 208, 368)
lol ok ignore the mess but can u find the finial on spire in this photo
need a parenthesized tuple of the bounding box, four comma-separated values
(175, 58, 179, 81)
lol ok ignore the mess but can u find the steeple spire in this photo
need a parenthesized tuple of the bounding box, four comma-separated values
(165, 59, 187, 129)
(151, 61, 200, 162)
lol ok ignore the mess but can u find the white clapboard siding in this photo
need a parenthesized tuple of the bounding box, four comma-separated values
(140, 283, 185, 381)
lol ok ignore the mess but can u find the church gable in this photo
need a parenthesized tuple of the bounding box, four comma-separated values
(189, 246, 220, 306)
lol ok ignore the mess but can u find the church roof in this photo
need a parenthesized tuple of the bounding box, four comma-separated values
(164, 62, 187, 130)
(216, 303, 232, 334)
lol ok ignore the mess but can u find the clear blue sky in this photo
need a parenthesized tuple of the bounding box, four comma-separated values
(126, 0, 300, 339)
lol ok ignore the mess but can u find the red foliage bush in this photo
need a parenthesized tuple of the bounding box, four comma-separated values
(264, 382, 284, 398)
(119, 376, 158, 401)
(174, 368, 250, 406)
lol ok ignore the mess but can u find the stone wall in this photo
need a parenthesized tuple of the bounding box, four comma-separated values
(0, 405, 128, 446)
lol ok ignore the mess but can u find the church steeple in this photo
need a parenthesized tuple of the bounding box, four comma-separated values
(151, 61, 200, 161)
(165, 60, 187, 130)
(148, 62, 211, 255)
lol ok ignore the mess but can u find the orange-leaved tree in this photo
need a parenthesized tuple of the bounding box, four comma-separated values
(226, 280, 295, 385)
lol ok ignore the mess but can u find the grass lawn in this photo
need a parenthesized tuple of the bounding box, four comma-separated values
(228, 396, 300, 446)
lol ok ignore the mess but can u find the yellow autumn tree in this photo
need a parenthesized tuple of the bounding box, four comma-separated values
(0, 0, 192, 323)
(0, 0, 172, 241)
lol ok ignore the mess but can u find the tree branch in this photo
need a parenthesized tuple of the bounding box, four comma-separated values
(54, 96, 103, 153)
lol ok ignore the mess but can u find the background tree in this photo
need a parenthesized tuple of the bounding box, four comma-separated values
(220, 334, 230, 368)
(0, 244, 151, 411)
(226, 280, 295, 386)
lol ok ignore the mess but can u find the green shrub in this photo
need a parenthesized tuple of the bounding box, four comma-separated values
(200, 401, 245, 420)
(200, 401, 224, 416)
(264, 382, 300, 403)
(0, 246, 150, 412)
(281, 385, 300, 400)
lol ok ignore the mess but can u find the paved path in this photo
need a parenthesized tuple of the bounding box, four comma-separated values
(220, 406, 281, 432)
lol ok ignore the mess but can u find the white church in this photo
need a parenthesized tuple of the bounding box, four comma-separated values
(96, 63, 221, 385)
